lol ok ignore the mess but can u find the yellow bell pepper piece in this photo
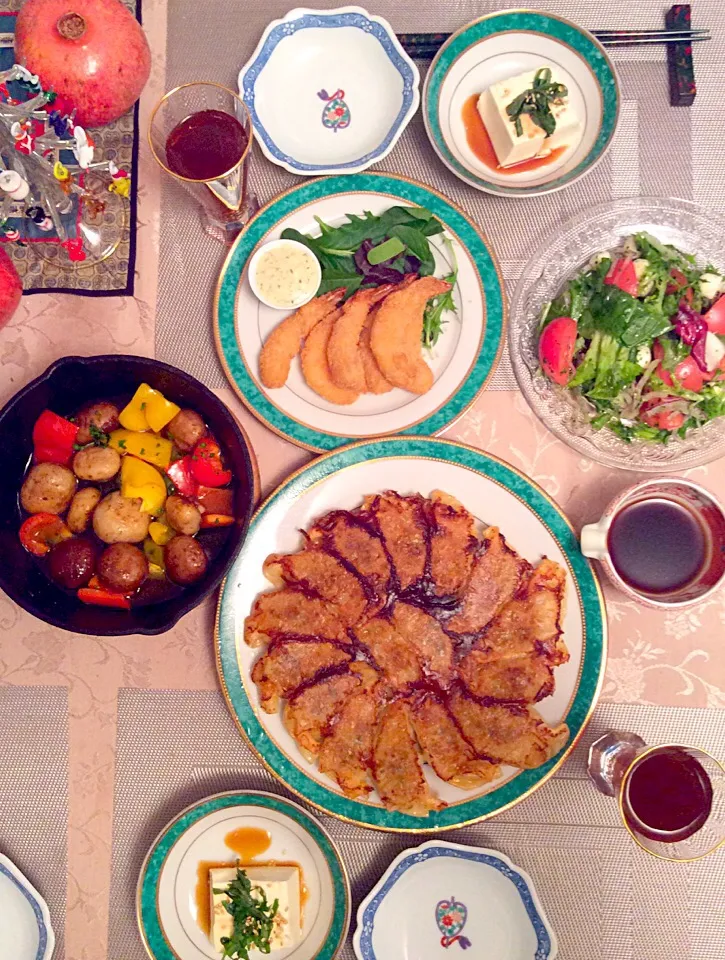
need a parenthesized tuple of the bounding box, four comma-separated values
(118, 383, 181, 434)
(109, 429, 173, 469)
(149, 520, 175, 545)
(120, 455, 168, 514)
(143, 538, 166, 570)
(119, 384, 155, 431)
(148, 561, 166, 580)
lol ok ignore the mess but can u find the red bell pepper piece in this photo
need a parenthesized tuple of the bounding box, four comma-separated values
(190, 439, 232, 488)
(19, 513, 72, 556)
(32, 410, 79, 464)
(166, 456, 199, 499)
(200, 513, 235, 529)
(196, 485, 234, 516)
(604, 258, 639, 296)
(77, 575, 131, 610)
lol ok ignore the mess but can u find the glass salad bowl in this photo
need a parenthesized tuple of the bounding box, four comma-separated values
(509, 197, 725, 472)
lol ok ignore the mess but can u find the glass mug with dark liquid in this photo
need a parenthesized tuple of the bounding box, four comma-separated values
(580, 477, 725, 608)
(148, 82, 256, 242)
(588, 732, 724, 861)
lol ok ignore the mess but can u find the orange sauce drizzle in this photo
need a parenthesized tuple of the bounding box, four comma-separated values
(461, 93, 568, 174)
(224, 826, 272, 860)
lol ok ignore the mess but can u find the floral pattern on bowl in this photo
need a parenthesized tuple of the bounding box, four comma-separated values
(353, 841, 557, 960)
(239, 6, 420, 175)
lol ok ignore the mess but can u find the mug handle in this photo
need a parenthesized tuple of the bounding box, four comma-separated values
(580, 521, 609, 560)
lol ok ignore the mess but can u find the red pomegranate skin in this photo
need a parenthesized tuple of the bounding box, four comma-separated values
(0, 247, 22, 329)
(15, 0, 151, 128)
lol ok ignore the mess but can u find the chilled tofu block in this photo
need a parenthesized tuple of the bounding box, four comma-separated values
(476, 68, 580, 167)
(209, 865, 302, 953)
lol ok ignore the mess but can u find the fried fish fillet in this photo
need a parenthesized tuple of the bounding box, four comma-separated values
(359, 303, 394, 394)
(355, 616, 422, 689)
(373, 700, 443, 815)
(370, 276, 452, 394)
(444, 528, 531, 637)
(263, 547, 369, 626)
(308, 511, 391, 603)
(318, 686, 378, 798)
(390, 602, 454, 685)
(244, 589, 346, 647)
(449, 687, 569, 768)
(364, 491, 428, 590)
(327, 285, 395, 392)
(426, 495, 478, 597)
(410, 694, 500, 789)
(259, 288, 343, 388)
(283, 662, 378, 760)
(251, 641, 352, 713)
(300, 311, 359, 405)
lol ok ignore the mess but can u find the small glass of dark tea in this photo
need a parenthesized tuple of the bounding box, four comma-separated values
(148, 81, 256, 243)
(588, 732, 724, 861)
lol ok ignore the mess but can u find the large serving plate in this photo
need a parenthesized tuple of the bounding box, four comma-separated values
(423, 10, 620, 197)
(214, 173, 505, 453)
(215, 437, 606, 831)
(0, 853, 55, 960)
(353, 841, 557, 960)
(136, 791, 350, 960)
(239, 6, 419, 175)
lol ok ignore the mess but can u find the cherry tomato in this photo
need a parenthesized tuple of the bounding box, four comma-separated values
(604, 259, 639, 296)
(703, 295, 725, 335)
(657, 410, 686, 431)
(640, 399, 686, 431)
(538, 316, 578, 386)
(666, 267, 689, 294)
(652, 341, 707, 392)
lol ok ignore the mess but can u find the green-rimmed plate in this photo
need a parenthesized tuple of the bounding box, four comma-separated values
(423, 10, 620, 197)
(136, 790, 350, 960)
(214, 173, 505, 452)
(215, 436, 606, 832)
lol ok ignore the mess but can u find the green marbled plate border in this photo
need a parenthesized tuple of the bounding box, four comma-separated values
(136, 791, 350, 960)
(215, 436, 607, 832)
(214, 173, 505, 452)
(423, 10, 621, 197)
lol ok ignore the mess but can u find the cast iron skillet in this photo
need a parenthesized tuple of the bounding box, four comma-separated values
(0, 355, 257, 636)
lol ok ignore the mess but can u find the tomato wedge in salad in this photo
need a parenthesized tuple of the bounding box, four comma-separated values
(538, 316, 577, 386)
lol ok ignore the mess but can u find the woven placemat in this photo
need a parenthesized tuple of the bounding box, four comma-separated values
(0, 0, 139, 295)
(156, 0, 703, 393)
(107, 690, 725, 959)
(0, 685, 68, 958)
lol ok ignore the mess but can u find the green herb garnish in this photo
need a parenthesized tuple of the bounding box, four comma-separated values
(117, 439, 127, 449)
(214, 868, 279, 960)
(423, 235, 459, 349)
(506, 67, 568, 138)
(89, 423, 109, 447)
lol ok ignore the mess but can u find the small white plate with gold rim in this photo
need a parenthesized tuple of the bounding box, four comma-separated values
(136, 791, 349, 960)
(423, 10, 620, 197)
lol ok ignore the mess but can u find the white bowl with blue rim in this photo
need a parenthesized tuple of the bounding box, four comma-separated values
(353, 840, 557, 960)
(423, 10, 620, 197)
(0, 853, 55, 960)
(239, 6, 420, 175)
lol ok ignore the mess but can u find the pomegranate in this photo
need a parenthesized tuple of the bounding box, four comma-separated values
(0, 247, 22, 329)
(15, 0, 151, 128)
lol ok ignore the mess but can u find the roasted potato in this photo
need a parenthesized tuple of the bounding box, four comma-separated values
(165, 534, 208, 585)
(67, 487, 102, 534)
(98, 542, 148, 593)
(165, 408, 206, 453)
(48, 538, 96, 589)
(72, 446, 121, 482)
(20, 463, 76, 515)
(75, 401, 120, 445)
(92, 492, 151, 544)
(165, 495, 202, 536)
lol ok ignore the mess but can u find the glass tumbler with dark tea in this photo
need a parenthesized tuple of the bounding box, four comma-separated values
(148, 82, 256, 242)
(588, 732, 724, 860)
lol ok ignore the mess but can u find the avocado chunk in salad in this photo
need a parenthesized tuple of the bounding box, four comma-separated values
(537, 233, 725, 442)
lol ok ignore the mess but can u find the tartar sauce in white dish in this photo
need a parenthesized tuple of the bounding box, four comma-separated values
(248, 238, 322, 310)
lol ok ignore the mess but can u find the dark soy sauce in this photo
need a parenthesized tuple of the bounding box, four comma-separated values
(607, 498, 707, 594)
(165, 109, 248, 181)
(624, 748, 714, 842)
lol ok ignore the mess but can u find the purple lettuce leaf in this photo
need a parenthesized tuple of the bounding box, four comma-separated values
(353, 239, 419, 286)
(674, 303, 708, 371)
